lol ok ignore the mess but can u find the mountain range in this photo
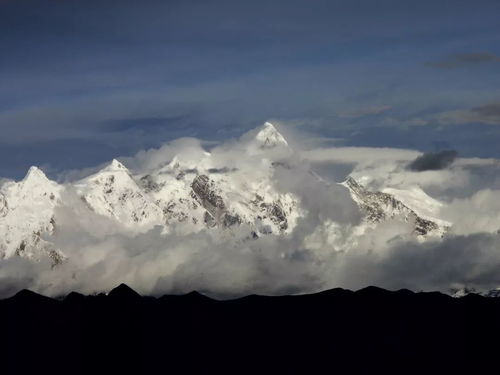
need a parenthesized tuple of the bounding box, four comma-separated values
(0, 122, 450, 265)
(1, 284, 497, 374)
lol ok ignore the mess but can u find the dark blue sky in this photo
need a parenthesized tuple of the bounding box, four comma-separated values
(1, 0, 500, 179)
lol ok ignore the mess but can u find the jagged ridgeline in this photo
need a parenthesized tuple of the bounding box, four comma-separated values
(2, 284, 499, 373)
(341, 177, 448, 236)
(0, 122, 449, 265)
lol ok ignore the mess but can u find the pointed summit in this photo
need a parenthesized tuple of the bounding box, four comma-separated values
(255, 122, 289, 148)
(22, 166, 49, 184)
(106, 159, 128, 172)
(82, 159, 130, 181)
(108, 283, 141, 299)
(9, 289, 56, 305)
(90, 158, 131, 176)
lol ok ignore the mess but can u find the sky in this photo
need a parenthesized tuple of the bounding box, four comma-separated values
(1, 0, 500, 179)
(3, 1, 500, 297)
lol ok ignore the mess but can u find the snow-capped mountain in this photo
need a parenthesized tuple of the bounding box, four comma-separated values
(0, 167, 65, 264)
(0, 122, 452, 265)
(450, 287, 500, 298)
(341, 176, 448, 237)
(75, 159, 164, 230)
(255, 121, 289, 148)
(0, 123, 302, 263)
(136, 127, 300, 236)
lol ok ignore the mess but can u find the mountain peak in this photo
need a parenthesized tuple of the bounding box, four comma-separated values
(110, 159, 127, 170)
(255, 122, 288, 148)
(11, 289, 56, 304)
(22, 166, 49, 184)
(108, 283, 141, 299)
(264, 121, 277, 129)
(100, 159, 128, 173)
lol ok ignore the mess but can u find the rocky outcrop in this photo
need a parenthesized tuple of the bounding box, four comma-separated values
(191, 175, 242, 228)
(191, 175, 227, 220)
(342, 177, 442, 236)
(0, 192, 7, 217)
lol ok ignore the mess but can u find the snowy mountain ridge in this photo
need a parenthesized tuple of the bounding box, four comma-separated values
(0, 122, 451, 264)
(341, 177, 449, 237)
(0, 166, 64, 263)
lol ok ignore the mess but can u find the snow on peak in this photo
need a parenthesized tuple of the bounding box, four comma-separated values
(255, 122, 288, 148)
(22, 166, 49, 184)
(16, 166, 61, 198)
(105, 159, 128, 172)
(75, 158, 163, 230)
(0, 165, 63, 261)
(0, 131, 455, 267)
(341, 176, 447, 237)
(382, 186, 451, 227)
(158, 152, 213, 174)
(157, 155, 194, 174)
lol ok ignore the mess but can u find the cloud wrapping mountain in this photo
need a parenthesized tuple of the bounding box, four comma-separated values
(1, 123, 500, 298)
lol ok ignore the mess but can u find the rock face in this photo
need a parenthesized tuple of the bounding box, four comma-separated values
(0, 193, 8, 218)
(191, 175, 227, 221)
(341, 177, 446, 236)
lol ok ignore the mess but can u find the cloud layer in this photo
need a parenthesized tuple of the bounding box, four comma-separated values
(2, 127, 500, 298)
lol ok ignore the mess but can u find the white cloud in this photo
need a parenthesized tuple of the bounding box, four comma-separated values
(2, 126, 500, 298)
(301, 147, 420, 164)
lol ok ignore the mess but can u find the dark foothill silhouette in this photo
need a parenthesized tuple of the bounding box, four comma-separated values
(1, 285, 498, 374)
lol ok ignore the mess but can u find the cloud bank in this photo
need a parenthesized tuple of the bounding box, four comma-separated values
(1, 126, 500, 298)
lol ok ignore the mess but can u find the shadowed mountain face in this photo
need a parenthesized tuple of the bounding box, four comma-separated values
(1, 285, 499, 374)
(107, 283, 141, 300)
